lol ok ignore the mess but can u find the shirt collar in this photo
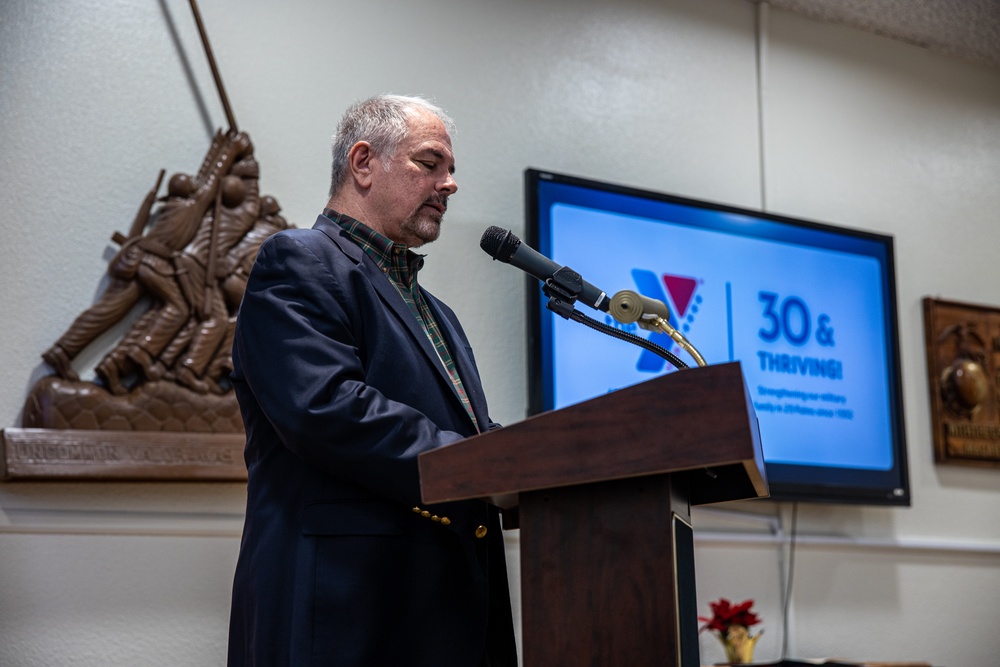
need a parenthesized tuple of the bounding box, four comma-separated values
(323, 208, 425, 276)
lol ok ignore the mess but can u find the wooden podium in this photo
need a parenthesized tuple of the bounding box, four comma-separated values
(419, 361, 767, 667)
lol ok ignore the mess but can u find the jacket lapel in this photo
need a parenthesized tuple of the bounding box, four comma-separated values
(424, 295, 491, 432)
(314, 216, 476, 428)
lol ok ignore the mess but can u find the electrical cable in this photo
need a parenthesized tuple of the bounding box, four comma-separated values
(779, 502, 799, 660)
(568, 308, 689, 371)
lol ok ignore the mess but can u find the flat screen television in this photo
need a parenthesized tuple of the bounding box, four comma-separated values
(524, 168, 910, 506)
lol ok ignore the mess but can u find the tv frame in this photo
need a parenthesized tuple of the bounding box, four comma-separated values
(524, 168, 910, 506)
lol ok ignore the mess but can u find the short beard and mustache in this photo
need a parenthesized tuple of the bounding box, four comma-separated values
(399, 194, 449, 247)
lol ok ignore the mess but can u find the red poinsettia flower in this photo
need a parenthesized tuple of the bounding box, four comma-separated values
(698, 598, 761, 634)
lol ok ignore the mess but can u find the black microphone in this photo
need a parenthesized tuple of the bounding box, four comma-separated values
(480, 226, 609, 312)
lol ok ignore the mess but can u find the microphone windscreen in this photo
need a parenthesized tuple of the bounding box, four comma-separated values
(610, 290, 671, 324)
(480, 226, 520, 262)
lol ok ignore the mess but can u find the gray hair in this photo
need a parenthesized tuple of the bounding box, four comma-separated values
(328, 94, 455, 197)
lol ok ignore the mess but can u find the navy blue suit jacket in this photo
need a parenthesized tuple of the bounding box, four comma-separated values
(227, 214, 516, 666)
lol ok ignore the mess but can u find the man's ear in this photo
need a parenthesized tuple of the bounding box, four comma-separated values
(348, 141, 375, 189)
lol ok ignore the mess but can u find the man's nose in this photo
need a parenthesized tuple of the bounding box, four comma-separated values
(439, 172, 458, 196)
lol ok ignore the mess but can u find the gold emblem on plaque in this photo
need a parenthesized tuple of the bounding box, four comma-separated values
(923, 297, 1000, 467)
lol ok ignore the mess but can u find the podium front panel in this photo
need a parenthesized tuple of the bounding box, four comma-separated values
(518, 474, 699, 667)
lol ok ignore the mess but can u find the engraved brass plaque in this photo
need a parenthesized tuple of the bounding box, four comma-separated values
(923, 297, 1000, 467)
(0, 428, 246, 481)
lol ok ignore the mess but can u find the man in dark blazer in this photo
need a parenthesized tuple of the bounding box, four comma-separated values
(227, 94, 517, 667)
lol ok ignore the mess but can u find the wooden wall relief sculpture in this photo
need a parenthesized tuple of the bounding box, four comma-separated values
(0, 1, 291, 481)
(923, 297, 1000, 468)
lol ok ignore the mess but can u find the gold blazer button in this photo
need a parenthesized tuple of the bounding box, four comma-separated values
(475, 525, 488, 539)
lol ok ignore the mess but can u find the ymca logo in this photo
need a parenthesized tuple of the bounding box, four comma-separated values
(630, 269, 703, 372)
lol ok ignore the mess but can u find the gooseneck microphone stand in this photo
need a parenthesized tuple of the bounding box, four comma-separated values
(542, 268, 703, 372)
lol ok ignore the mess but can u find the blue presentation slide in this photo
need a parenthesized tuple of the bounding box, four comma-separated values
(546, 203, 895, 471)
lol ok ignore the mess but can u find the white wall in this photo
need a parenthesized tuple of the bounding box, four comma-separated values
(1, 0, 998, 665)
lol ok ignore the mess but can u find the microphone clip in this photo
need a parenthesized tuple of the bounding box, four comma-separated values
(542, 266, 584, 319)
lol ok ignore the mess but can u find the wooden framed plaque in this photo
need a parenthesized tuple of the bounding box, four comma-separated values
(923, 297, 1000, 468)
